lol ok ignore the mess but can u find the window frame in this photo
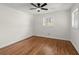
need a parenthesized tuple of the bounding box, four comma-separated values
(72, 8, 79, 29)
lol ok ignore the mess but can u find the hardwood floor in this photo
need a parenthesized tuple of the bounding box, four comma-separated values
(0, 36, 78, 55)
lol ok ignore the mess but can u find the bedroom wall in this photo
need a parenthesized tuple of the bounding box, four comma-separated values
(0, 5, 33, 48)
(70, 4, 79, 53)
(0, 4, 78, 51)
(33, 10, 70, 40)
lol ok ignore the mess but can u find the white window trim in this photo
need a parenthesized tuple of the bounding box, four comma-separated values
(72, 8, 79, 29)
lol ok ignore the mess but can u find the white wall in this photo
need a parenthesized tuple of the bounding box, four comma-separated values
(1, 4, 78, 53)
(0, 5, 33, 48)
(33, 10, 70, 40)
(70, 4, 79, 53)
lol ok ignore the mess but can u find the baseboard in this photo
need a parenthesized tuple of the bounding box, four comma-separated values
(0, 35, 33, 48)
(0, 35, 69, 49)
(34, 35, 69, 41)
(70, 39, 79, 53)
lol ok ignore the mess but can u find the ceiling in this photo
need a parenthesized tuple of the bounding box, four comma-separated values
(0, 3, 74, 14)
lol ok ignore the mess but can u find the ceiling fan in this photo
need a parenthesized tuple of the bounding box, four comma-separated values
(30, 3, 48, 12)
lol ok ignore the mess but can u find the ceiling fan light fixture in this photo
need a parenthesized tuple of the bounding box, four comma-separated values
(36, 8, 41, 12)
(37, 10, 40, 12)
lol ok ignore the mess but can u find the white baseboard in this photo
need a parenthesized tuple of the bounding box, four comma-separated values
(35, 35, 69, 41)
(70, 39, 79, 53)
(0, 35, 32, 48)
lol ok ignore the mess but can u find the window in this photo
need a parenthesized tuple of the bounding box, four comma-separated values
(43, 17, 54, 26)
(72, 8, 79, 29)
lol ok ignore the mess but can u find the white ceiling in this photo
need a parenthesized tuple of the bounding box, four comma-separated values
(0, 3, 74, 14)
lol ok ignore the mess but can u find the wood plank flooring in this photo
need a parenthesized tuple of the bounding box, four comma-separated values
(0, 36, 78, 55)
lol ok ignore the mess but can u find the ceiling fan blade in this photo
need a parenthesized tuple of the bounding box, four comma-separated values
(41, 3, 47, 7)
(30, 8, 37, 10)
(37, 3, 40, 7)
(31, 3, 37, 7)
(41, 8, 48, 10)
